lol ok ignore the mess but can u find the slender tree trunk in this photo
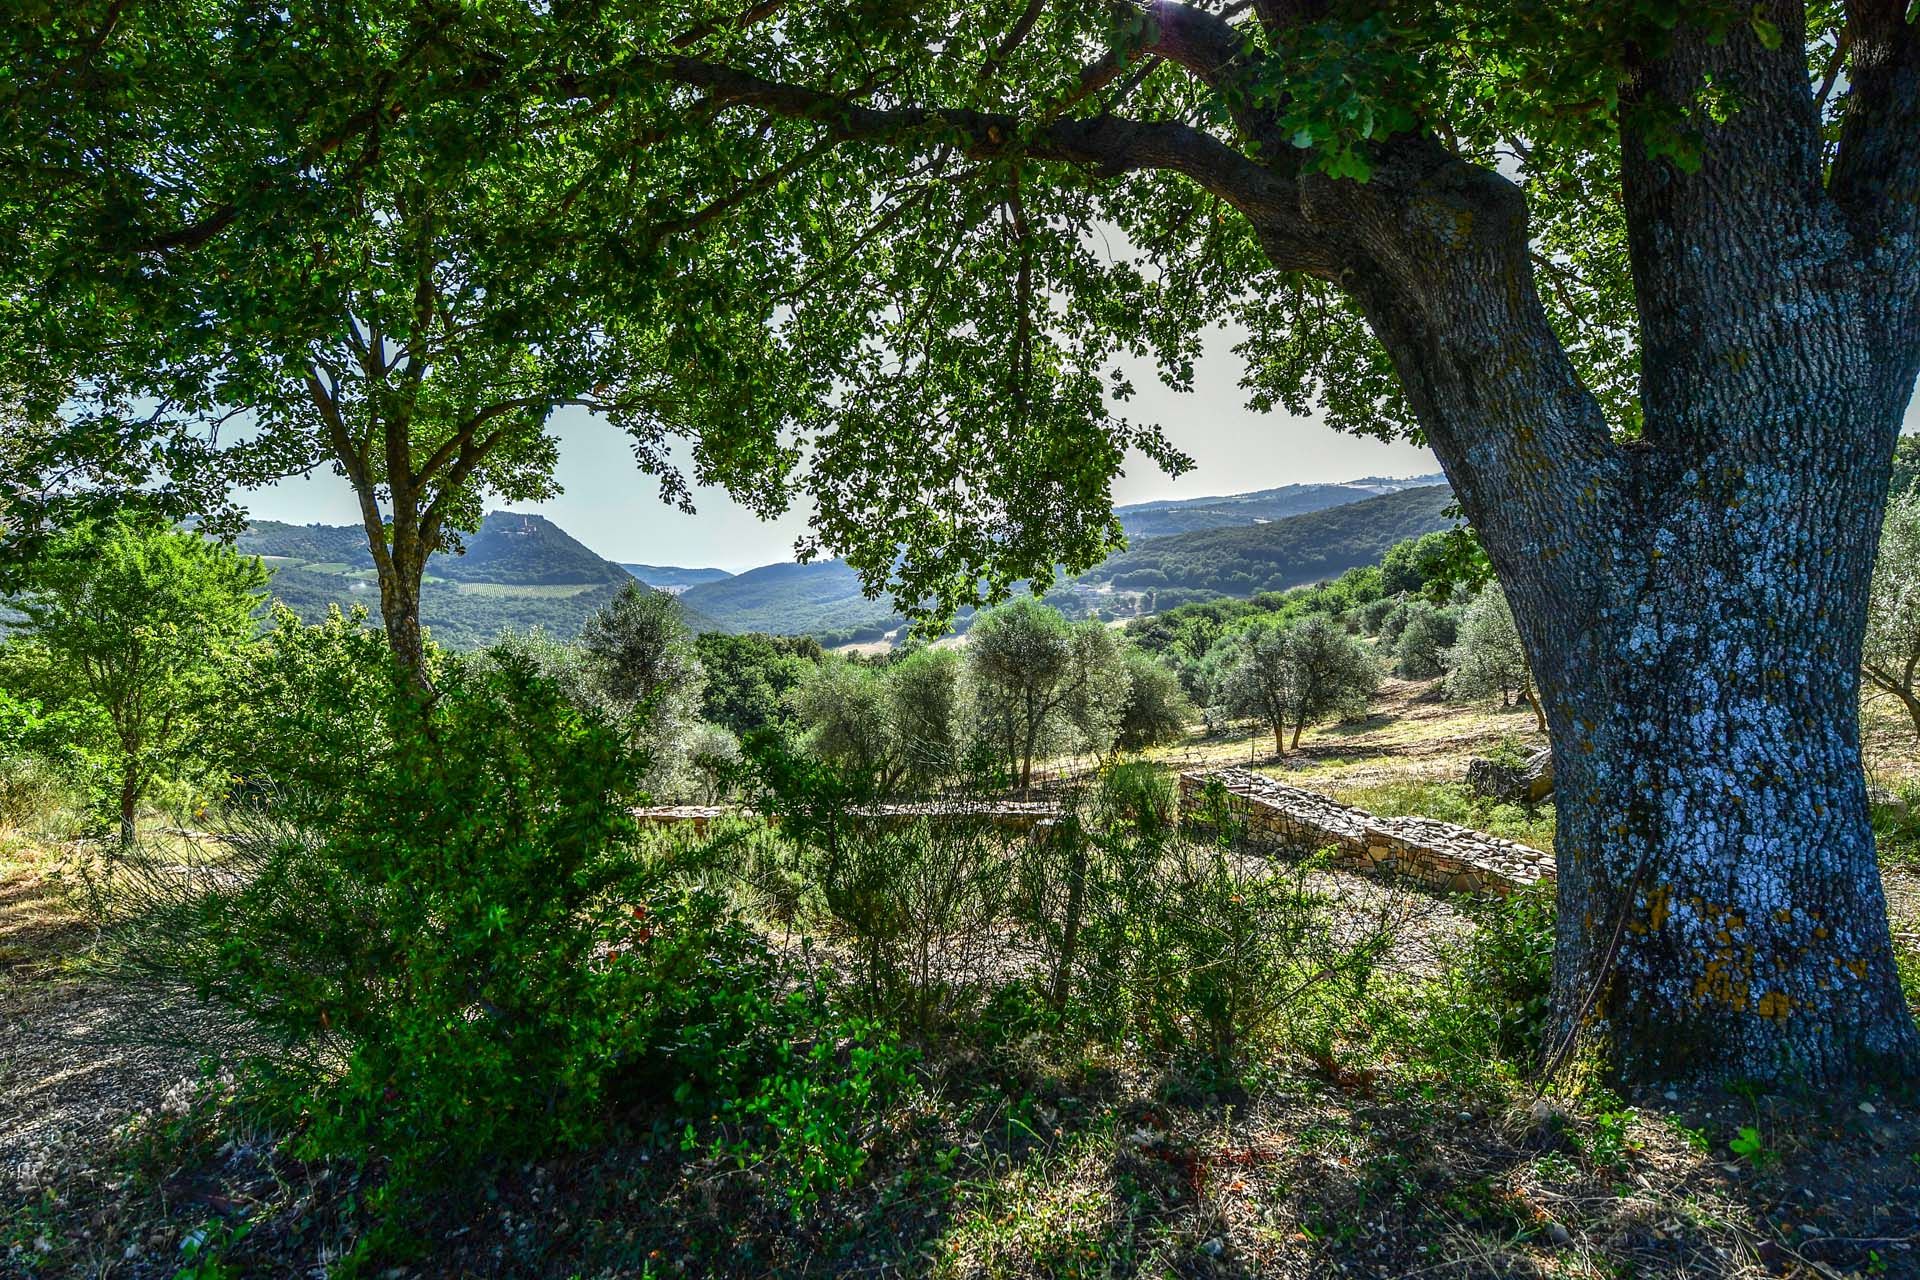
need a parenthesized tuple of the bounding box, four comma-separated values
(379, 568, 428, 679)
(1272, 722, 1285, 757)
(1522, 686, 1546, 734)
(1050, 823, 1088, 1012)
(118, 765, 139, 846)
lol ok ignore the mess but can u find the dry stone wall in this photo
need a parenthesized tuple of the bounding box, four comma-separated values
(632, 800, 1062, 838)
(1179, 768, 1554, 896)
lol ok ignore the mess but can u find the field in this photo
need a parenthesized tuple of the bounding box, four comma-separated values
(2, 686, 1917, 1279)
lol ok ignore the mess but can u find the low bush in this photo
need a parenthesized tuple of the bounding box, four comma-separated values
(0, 748, 80, 834)
(1122, 845, 1387, 1069)
(146, 652, 668, 1222)
(107, 632, 912, 1258)
(803, 817, 1014, 1029)
(692, 987, 916, 1217)
(1406, 882, 1557, 1076)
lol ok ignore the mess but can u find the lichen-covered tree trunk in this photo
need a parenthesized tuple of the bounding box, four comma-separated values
(1356, 258, 1920, 1086)
(1287, 45, 1920, 1082)
(1539, 437, 1918, 1085)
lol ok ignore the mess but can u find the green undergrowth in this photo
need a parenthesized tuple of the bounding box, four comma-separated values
(1330, 778, 1557, 851)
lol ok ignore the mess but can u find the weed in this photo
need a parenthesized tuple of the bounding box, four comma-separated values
(1728, 1125, 1776, 1168)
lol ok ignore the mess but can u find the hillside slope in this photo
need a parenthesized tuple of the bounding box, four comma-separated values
(239, 512, 721, 647)
(1081, 485, 1457, 597)
(1114, 472, 1447, 540)
(677, 558, 901, 642)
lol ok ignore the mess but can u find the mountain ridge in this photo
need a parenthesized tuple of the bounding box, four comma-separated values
(238, 511, 722, 648)
(236, 471, 1456, 647)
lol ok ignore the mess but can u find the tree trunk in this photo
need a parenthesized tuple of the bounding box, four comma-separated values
(1420, 283, 1919, 1087)
(1050, 823, 1088, 1012)
(1538, 474, 1918, 1083)
(1521, 686, 1546, 734)
(379, 570, 428, 679)
(1272, 723, 1285, 757)
(1285, 25, 1920, 1083)
(118, 765, 139, 847)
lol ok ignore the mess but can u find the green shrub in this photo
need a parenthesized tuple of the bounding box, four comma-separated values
(1121, 845, 1385, 1069)
(1416, 882, 1557, 1072)
(804, 818, 1013, 1028)
(691, 988, 915, 1217)
(1871, 772, 1920, 867)
(182, 654, 662, 1203)
(1098, 761, 1175, 837)
(114, 635, 853, 1254)
(0, 756, 86, 843)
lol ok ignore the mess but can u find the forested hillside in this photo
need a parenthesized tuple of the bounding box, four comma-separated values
(1082, 485, 1457, 596)
(240, 512, 720, 647)
(676, 558, 905, 643)
(1114, 473, 1446, 539)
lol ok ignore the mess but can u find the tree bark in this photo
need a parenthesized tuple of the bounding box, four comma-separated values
(379, 567, 428, 679)
(1260, 22, 1920, 1085)
(118, 765, 139, 847)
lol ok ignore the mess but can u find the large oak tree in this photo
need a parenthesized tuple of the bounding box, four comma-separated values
(6, 0, 831, 673)
(13, 0, 1920, 1084)
(646, 0, 1920, 1087)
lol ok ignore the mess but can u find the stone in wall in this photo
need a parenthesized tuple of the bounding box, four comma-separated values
(1178, 768, 1554, 897)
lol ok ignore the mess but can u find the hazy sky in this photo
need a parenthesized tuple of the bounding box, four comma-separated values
(248, 327, 1920, 574)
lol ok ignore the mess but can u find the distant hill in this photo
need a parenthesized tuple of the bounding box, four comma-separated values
(227, 475, 1458, 647)
(1079, 485, 1457, 598)
(677, 559, 903, 644)
(239, 511, 722, 649)
(620, 563, 735, 593)
(1114, 473, 1447, 540)
(436, 512, 632, 587)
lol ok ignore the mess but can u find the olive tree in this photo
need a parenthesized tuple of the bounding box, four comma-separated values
(1447, 587, 1546, 732)
(1114, 648, 1195, 752)
(1391, 601, 1459, 680)
(1214, 615, 1376, 755)
(579, 583, 706, 798)
(1864, 483, 1920, 742)
(966, 600, 1127, 787)
(887, 648, 966, 789)
(792, 648, 965, 792)
(793, 659, 899, 785)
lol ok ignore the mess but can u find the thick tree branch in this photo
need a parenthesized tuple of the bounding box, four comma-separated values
(651, 53, 1319, 255)
(1830, 0, 1920, 252)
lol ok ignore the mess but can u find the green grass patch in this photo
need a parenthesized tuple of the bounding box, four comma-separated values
(1328, 778, 1556, 851)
